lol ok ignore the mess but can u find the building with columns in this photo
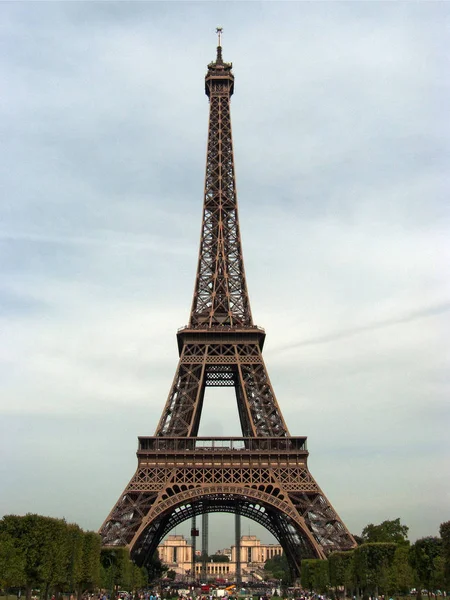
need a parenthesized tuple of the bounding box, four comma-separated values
(231, 535, 282, 564)
(157, 534, 282, 580)
(157, 535, 193, 575)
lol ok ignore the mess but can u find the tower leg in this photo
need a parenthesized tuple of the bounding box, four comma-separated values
(191, 516, 197, 583)
(235, 511, 241, 586)
(202, 513, 209, 581)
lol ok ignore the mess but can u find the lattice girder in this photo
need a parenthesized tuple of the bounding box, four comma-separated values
(100, 41, 357, 578)
(155, 339, 289, 437)
(190, 58, 251, 329)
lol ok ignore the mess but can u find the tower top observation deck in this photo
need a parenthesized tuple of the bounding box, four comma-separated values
(206, 27, 234, 97)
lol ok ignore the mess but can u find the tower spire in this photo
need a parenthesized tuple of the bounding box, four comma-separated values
(216, 26, 223, 64)
(193, 32, 242, 328)
(216, 26, 223, 47)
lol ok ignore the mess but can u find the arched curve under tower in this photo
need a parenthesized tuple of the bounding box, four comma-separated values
(126, 486, 325, 577)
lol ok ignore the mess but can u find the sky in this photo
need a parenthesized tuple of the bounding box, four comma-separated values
(1, 1, 449, 553)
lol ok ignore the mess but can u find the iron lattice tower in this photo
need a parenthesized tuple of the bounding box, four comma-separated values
(100, 33, 356, 577)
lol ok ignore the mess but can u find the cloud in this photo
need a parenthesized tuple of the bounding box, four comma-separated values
(273, 301, 450, 351)
(1, 1, 449, 547)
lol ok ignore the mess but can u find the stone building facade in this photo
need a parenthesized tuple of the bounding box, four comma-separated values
(157, 534, 193, 575)
(157, 534, 282, 580)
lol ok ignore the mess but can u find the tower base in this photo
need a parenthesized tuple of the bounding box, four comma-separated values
(100, 436, 355, 576)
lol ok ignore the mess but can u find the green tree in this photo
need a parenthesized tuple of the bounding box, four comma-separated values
(300, 559, 329, 593)
(128, 563, 147, 591)
(328, 551, 354, 597)
(166, 570, 176, 581)
(440, 521, 450, 590)
(0, 530, 25, 587)
(387, 545, 414, 594)
(78, 532, 101, 598)
(430, 556, 445, 592)
(354, 543, 397, 596)
(209, 554, 230, 562)
(0, 514, 58, 600)
(362, 519, 409, 544)
(39, 517, 73, 600)
(101, 548, 131, 597)
(409, 537, 443, 592)
(264, 554, 291, 585)
(146, 551, 167, 583)
(301, 560, 313, 591)
(65, 524, 84, 599)
(0, 514, 102, 600)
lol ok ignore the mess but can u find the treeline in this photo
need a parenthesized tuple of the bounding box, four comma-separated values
(0, 515, 150, 600)
(300, 519, 450, 597)
(195, 554, 230, 563)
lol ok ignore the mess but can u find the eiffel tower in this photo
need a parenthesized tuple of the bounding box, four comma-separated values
(100, 31, 356, 577)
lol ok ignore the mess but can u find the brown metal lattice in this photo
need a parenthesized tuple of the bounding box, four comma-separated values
(99, 40, 356, 578)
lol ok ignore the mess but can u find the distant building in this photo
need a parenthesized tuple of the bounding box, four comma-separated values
(157, 534, 282, 580)
(231, 534, 282, 564)
(158, 535, 193, 575)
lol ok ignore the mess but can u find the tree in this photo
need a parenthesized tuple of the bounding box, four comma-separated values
(0, 514, 104, 600)
(264, 554, 291, 585)
(209, 554, 230, 562)
(409, 537, 443, 592)
(301, 559, 329, 593)
(440, 521, 450, 590)
(100, 547, 147, 593)
(328, 551, 354, 597)
(353, 543, 397, 596)
(128, 564, 148, 591)
(0, 529, 25, 588)
(39, 517, 73, 600)
(387, 545, 414, 594)
(146, 551, 167, 583)
(78, 532, 101, 598)
(352, 535, 364, 547)
(430, 556, 445, 592)
(101, 548, 131, 597)
(0, 514, 58, 600)
(65, 524, 84, 599)
(301, 560, 313, 591)
(166, 570, 176, 581)
(362, 518, 409, 544)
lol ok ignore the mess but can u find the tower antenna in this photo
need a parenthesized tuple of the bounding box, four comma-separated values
(216, 26, 223, 47)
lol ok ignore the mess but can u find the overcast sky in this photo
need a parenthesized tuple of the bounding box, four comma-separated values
(1, 2, 449, 552)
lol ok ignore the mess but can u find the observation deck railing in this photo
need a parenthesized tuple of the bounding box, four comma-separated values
(177, 325, 266, 333)
(138, 436, 307, 453)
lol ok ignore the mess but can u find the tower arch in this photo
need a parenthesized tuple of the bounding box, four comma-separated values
(128, 485, 325, 575)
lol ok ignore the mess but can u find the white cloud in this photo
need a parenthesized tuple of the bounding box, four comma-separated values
(1, 1, 449, 546)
